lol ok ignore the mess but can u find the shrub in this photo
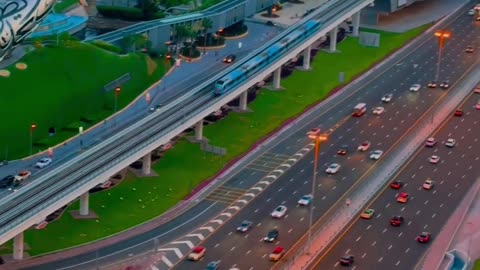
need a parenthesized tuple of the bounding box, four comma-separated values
(91, 41, 123, 54)
(219, 21, 248, 37)
(96, 6, 144, 21)
(197, 34, 225, 47)
(180, 47, 200, 58)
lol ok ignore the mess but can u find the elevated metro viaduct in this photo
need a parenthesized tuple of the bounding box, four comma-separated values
(4, 0, 369, 262)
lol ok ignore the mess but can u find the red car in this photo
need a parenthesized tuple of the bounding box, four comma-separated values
(390, 216, 404, 226)
(416, 232, 431, 243)
(390, 181, 403, 189)
(397, 192, 409, 203)
(454, 109, 463, 116)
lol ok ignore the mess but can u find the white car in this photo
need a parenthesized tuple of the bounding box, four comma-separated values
(35, 158, 52, 169)
(325, 163, 341, 174)
(271, 205, 287, 218)
(357, 141, 371, 151)
(445, 138, 456, 147)
(423, 179, 434, 190)
(429, 155, 440, 164)
(370, 150, 383, 160)
(425, 137, 436, 147)
(469, 9, 475, 15)
(409, 84, 421, 92)
(381, 93, 393, 103)
(372, 107, 385, 115)
(16, 170, 31, 180)
(298, 195, 313, 206)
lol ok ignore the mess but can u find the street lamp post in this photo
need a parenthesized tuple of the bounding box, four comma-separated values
(114, 86, 121, 113)
(434, 30, 451, 83)
(29, 123, 36, 155)
(307, 132, 328, 254)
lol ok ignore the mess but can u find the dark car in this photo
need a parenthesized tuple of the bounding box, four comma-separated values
(416, 232, 431, 243)
(223, 54, 236, 63)
(390, 216, 404, 226)
(390, 181, 403, 190)
(0, 175, 15, 188)
(337, 145, 349, 155)
(454, 109, 463, 116)
(439, 81, 450, 89)
(339, 255, 354, 266)
(427, 81, 437, 88)
(263, 229, 279, 242)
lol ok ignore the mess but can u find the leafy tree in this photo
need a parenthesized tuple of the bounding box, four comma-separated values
(201, 18, 212, 49)
(137, 0, 159, 19)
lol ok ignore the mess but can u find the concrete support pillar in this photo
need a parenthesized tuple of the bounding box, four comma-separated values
(329, 27, 337, 53)
(302, 45, 311, 70)
(13, 232, 24, 260)
(79, 192, 89, 216)
(239, 91, 248, 111)
(352, 11, 361, 37)
(194, 120, 203, 141)
(142, 152, 151, 175)
(273, 67, 282, 89)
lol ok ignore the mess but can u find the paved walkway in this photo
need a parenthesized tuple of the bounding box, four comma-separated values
(251, 0, 329, 27)
(362, 0, 470, 32)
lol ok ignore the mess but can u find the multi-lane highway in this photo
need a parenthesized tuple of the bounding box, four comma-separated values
(311, 89, 480, 270)
(171, 3, 480, 270)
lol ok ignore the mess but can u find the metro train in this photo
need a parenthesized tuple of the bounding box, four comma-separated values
(214, 20, 321, 95)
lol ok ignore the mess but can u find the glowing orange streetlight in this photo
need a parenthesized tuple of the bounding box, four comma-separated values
(306, 132, 328, 254)
(30, 123, 36, 155)
(434, 30, 451, 82)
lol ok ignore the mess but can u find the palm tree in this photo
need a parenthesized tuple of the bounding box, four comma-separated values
(174, 24, 189, 56)
(201, 18, 213, 51)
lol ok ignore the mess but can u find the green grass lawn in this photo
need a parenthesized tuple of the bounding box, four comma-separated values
(16, 24, 429, 256)
(474, 258, 480, 270)
(53, 0, 79, 13)
(0, 42, 169, 160)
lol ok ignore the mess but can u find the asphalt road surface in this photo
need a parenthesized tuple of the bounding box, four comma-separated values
(18, 4, 477, 270)
(171, 5, 480, 270)
(310, 90, 480, 270)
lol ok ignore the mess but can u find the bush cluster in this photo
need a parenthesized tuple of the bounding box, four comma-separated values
(97, 6, 144, 21)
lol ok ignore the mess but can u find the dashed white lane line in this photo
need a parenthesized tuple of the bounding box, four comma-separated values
(396, 260, 401, 266)
(356, 236, 362, 242)
(405, 248, 410, 253)
(388, 244, 393, 250)
(362, 253, 367, 258)
(372, 241, 376, 246)
(366, 225, 372, 230)
(378, 257, 383, 263)
(398, 232, 403, 237)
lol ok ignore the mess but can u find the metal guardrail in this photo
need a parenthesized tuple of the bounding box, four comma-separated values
(0, 0, 374, 245)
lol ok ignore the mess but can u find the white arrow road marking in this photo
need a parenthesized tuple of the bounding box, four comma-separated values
(280, 163, 291, 168)
(211, 219, 224, 225)
(273, 169, 284, 174)
(287, 158, 297, 162)
(227, 206, 240, 211)
(219, 212, 233, 217)
(236, 199, 248, 204)
(186, 233, 205, 240)
(171, 240, 194, 249)
(251, 187, 263, 191)
(157, 248, 182, 258)
(161, 256, 173, 267)
(259, 180, 271, 185)
(266, 175, 278, 180)
(198, 226, 214, 232)
(244, 193, 255, 197)
(294, 153, 304, 158)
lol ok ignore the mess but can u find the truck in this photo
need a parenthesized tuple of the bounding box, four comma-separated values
(352, 103, 366, 117)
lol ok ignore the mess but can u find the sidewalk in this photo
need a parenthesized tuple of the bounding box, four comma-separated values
(251, 0, 329, 26)
(437, 178, 480, 268)
(361, 0, 469, 33)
